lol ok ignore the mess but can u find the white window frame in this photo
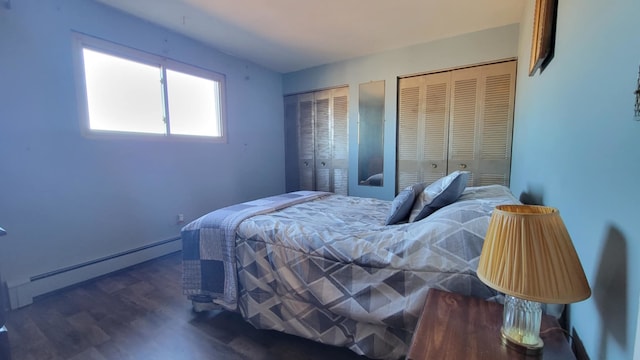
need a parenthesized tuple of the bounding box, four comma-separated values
(72, 32, 227, 142)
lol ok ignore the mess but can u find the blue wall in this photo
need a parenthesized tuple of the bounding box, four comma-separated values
(285, 5, 640, 356)
(0, 0, 285, 299)
(3, 1, 637, 357)
(511, 0, 640, 359)
(283, 24, 520, 200)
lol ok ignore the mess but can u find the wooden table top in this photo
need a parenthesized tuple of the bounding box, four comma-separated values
(407, 289, 576, 360)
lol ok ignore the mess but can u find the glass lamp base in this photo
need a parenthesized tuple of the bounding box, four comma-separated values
(501, 295, 544, 355)
(500, 327, 544, 355)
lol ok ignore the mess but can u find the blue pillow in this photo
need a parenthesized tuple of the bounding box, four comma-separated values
(409, 171, 470, 222)
(385, 182, 426, 225)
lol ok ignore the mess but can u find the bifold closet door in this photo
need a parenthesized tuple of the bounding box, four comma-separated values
(285, 87, 349, 195)
(313, 87, 349, 195)
(475, 61, 515, 186)
(397, 60, 516, 191)
(297, 92, 316, 191)
(314, 90, 332, 192)
(397, 72, 451, 191)
(448, 61, 515, 186)
(448, 66, 481, 184)
(331, 87, 349, 195)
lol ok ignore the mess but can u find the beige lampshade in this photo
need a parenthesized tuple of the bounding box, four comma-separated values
(477, 205, 591, 304)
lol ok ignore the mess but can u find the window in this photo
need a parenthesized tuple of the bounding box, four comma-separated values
(73, 33, 226, 141)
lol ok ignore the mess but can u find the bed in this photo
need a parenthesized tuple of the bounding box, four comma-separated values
(182, 179, 519, 360)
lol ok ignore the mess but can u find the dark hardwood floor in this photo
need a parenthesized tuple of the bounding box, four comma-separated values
(5, 252, 370, 360)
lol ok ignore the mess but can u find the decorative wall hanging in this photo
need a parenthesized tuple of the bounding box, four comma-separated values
(529, 0, 558, 76)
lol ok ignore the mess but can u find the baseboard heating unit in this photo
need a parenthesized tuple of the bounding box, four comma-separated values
(7, 237, 181, 309)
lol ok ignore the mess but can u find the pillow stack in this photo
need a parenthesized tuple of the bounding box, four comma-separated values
(385, 171, 471, 225)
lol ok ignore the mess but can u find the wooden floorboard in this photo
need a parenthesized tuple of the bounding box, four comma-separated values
(5, 252, 370, 360)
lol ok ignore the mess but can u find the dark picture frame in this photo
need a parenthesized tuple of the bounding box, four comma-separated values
(529, 0, 557, 76)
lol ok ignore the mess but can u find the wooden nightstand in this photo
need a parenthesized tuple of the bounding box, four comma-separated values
(407, 289, 576, 360)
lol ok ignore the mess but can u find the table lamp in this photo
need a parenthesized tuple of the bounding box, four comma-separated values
(476, 205, 591, 355)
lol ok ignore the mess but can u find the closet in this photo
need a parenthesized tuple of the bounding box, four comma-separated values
(397, 60, 516, 191)
(284, 87, 349, 195)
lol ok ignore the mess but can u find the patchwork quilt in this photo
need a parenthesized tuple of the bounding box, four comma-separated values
(182, 191, 330, 310)
(182, 185, 519, 359)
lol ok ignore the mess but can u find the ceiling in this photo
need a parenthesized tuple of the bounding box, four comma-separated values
(96, 0, 525, 73)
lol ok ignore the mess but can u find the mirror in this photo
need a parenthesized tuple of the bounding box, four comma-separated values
(358, 81, 385, 186)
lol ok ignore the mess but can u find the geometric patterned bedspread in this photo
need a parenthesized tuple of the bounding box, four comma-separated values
(183, 185, 519, 359)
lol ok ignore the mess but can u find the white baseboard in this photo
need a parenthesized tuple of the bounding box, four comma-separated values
(7, 238, 181, 309)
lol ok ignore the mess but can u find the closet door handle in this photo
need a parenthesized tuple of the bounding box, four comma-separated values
(431, 164, 437, 168)
(304, 161, 309, 167)
(321, 161, 326, 167)
(459, 163, 467, 169)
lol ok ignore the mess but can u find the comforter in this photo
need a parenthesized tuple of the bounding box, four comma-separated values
(182, 185, 519, 359)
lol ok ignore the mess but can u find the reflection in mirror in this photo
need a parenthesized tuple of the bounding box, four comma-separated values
(358, 81, 385, 186)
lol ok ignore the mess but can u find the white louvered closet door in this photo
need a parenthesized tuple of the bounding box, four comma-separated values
(397, 76, 422, 191)
(448, 62, 516, 186)
(332, 87, 349, 195)
(314, 90, 332, 192)
(449, 66, 482, 185)
(297, 93, 315, 191)
(397, 74, 450, 191)
(397, 60, 516, 191)
(423, 72, 451, 185)
(286, 87, 349, 194)
(476, 61, 515, 186)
